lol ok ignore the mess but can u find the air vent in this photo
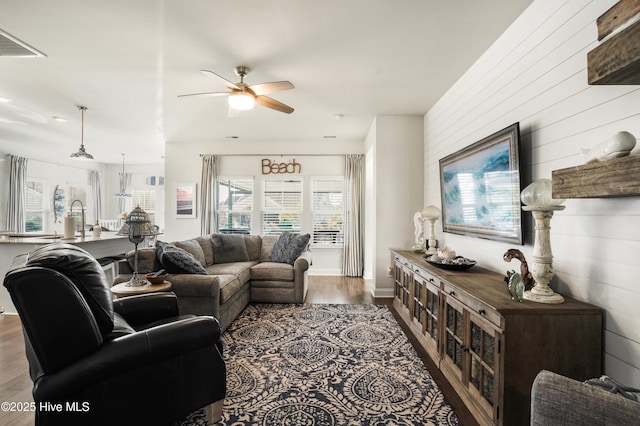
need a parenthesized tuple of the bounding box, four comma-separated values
(0, 28, 46, 57)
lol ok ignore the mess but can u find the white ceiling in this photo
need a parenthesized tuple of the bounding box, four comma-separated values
(0, 0, 532, 165)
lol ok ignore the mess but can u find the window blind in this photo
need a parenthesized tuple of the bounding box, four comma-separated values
(262, 179, 302, 235)
(311, 178, 344, 244)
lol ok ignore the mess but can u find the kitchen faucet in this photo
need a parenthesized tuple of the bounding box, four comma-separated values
(70, 199, 86, 239)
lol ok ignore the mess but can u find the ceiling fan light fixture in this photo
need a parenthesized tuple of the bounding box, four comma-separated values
(70, 106, 94, 161)
(228, 91, 255, 110)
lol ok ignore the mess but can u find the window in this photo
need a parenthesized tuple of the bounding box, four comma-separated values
(217, 178, 253, 234)
(25, 180, 45, 232)
(133, 190, 157, 224)
(311, 178, 344, 244)
(262, 179, 302, 235)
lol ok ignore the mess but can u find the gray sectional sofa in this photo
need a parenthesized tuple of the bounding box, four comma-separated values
(114, 233, 311, 331)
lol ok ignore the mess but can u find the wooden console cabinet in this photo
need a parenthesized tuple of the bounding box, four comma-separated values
(391, 250, 602, 426)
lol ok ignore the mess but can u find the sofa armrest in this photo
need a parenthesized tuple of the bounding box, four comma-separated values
(531, 370, 640, 425)
(113, 272, 221, 318)
(292, 250, 311, 303)
(294, 250, 312, 271)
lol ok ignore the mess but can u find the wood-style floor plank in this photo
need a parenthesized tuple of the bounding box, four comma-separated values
(0, 276, 477, 426)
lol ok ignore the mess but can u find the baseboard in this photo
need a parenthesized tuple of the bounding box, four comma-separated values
(371, 287, 394, 298)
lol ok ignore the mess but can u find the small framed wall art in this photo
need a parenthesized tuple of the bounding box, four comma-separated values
(175, 183, 197, 218)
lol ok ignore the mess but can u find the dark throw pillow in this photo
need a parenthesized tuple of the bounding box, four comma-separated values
(211, 234, 249, 264)
(268, 232, 310, 265)
(155, 241, 207, 275)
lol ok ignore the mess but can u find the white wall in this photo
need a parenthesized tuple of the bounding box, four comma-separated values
(424, 0, 640, 386)
(366, 116, 424, 297)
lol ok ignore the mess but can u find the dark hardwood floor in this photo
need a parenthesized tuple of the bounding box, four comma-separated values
(0, 276, 477, 426)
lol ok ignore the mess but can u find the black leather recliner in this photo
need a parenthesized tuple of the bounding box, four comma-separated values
(3, 243, 226, 426)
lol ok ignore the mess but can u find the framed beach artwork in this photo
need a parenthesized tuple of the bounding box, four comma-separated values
(439, 123, 523, 244)
(175, 183, 197, 218)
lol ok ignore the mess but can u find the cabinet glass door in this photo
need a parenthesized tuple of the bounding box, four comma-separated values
(412, 276, 423, 324)
(425, 284, 439, 342)
(401, 265, 412, 310)
(445, 298, 465, 372)
(393, 259, 403, 299)
(469, 317, 499, 409)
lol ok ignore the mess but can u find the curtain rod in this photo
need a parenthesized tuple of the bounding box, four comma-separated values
(199, 154, 349, 157)
(4, 153, 102, 173)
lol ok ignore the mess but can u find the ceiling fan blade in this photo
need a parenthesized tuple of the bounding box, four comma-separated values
(255, 96, 294, 114)
(178, 91, 229, 98)
(248, 81, 294, 96)
(200, 70, 240, 90)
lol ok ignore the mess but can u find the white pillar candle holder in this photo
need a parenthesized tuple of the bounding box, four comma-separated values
(520, 179, 565, 304)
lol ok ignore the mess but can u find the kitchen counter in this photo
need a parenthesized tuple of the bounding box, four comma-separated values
(0, 231, 127, 245)
(0, 232, 134, 314)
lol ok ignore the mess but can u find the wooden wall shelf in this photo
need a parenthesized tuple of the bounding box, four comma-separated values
(588, 0, 640, 85)
(552, 154, 640, 198)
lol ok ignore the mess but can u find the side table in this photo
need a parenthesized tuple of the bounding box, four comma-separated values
(110, 281, 172, 297)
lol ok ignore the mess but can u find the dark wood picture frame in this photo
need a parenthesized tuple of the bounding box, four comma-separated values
(439, 123, 523, 244)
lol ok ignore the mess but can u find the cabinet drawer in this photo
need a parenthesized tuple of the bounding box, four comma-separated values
(413, 266, 440, 292)
(443, 283, 502, 328)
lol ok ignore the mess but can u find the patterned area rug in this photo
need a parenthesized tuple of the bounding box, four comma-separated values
(177, 304, 460, 425)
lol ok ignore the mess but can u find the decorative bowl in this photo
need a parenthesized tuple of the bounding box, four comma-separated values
(424, 255, 476, 271)
(145, 272, 168, 285)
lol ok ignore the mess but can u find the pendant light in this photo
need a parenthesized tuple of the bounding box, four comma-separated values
(70, 106, 94, 160)
(114, 153, 132, 198)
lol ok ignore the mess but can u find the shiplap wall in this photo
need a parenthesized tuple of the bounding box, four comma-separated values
(424, 0, 640, 386)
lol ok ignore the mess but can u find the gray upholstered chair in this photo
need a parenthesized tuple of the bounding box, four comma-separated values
(531, 370, 640, 425)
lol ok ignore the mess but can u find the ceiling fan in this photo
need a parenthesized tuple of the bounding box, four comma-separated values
(178, 66, 294, 114)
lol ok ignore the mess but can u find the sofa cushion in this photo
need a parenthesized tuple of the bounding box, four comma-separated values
(251, 262, 294, 281)
(244, 235, 262, 261)
(174, 239, 206, 267)
(205, 261, 256, 285)
(196, 236, 214, 265)
(156, 241, 207, 275)
(260, 235, 279, 262)
(211, 234, 250, 264)
(216, 274, 243, 304)
(268, 232, 311, 265)
(126, 248, 160, 274)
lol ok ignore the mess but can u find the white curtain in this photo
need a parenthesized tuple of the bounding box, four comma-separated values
(200, 154, 218, 235)
(90, 170, 102, 223)
(342, 154, 365, 276)
(6, 155, 28, 233)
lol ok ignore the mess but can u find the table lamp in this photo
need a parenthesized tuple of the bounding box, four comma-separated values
(422, 205, 442, 255)
(520, 179, 565, 304)
(117, 206, 160, 286)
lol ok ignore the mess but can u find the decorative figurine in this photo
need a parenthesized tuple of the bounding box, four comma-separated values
(505, 270, 524, 302)
(581, 131, 636, 163)
(503, 248, 535, 291)
(411, 211, 425, 253)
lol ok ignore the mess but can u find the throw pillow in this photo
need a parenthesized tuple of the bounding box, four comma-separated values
(211, 234, 249, 264)
(174, 239, 206, 266)
(155, 241, 207, 274)
(268, 232, 311, 265)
